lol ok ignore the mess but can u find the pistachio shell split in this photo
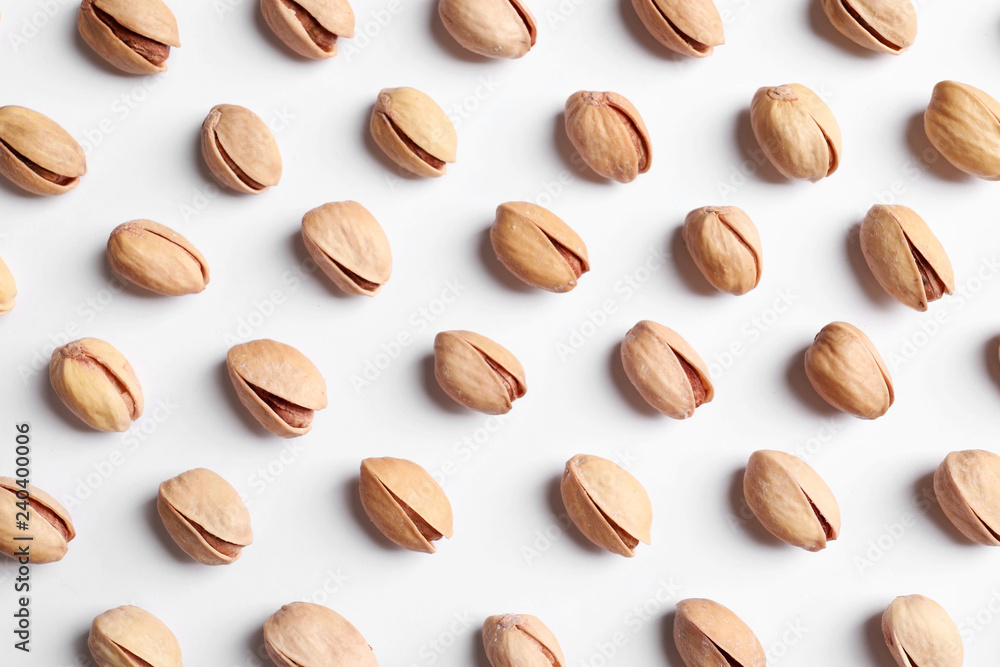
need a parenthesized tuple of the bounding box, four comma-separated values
(50, 338, 144, 432)
(882, 595, 963, 667)
(438, 0, 536, 58)
(107, 220, 210, 296)
(750, 84, 842, 181)
(820, 0, 917, 54)
(482, 614, 566, 667)
(359, 457, 453, 553)
(564, 91, 651, 183)
(933, 449, 1000, 546)
(201, 104, 282, 194)
(260, 0, 355, 59)
(78, 0, 181, 74)
(89, 605, 182, 667)
(804, 321, 893, 419)
(0, 255, 15, 314)
(674, 598, 765, 667)
(490, 201, 589, 292)
(0, 105, 86, 196)
(301, 201, 393, 296)
(370, 87, 457, 178)
(924, 80, 1000, 180)
(0, 478, 75, 564)
(264, 602, 378, 667)
(682, 206, 762, 295)
(433, 330, 526, 414)
(631, 0, 724, 57)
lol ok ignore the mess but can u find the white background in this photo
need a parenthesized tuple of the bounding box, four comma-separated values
(1, 0, 1000, 664)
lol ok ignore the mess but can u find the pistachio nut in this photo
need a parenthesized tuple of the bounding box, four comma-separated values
(201, 104, 282, 194)
(631, 0, 723, 58)
(433, 330, 526, 414)
(820, 0, 916, 54)
(933, 449, 1000, 546)
(743, 450, 840, 551)
(490, 201, 589, 293)
(882, 595, 963, 667)
(107, 220, 210, 296)
(750, 84, 842, 182)
(859, 204, 953, 311)
(804, 321, 893, 419)
(682, 206, 762, 295)
(0, 105, 86, 196)
(89, 605, 182, 667)
(78, 0, 181, 74)
(227, 339, 327, 437)
(264, 602, 378, 667)
(620, 320, 713, 419)
(438, 0, 536, 59)
(560, 453, 652, 557)
(50, 338, 144, 432)
(564, 91, 651, 183)
(157, 468, 253, 565)
(924, 80, 1000, 180)
(482, 614, 566, 667)
(359, 457, 453, 553)
(261, 0, 355, 59)
(0, 255, 15, 314)
(0, 478, 75, 564)
(370, 87, 457, 177)
(301, 201, 392, 296)
(674, 598, 765, 667)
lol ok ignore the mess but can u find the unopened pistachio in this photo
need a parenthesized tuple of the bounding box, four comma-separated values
(925, 80, 1000, 180)
(882, 595, 963, 667)
(561, 454, 651, 557)
(565, 91, 651, 183)
(89, 606, 182, 667)
(50, 338, 143, 432)
(227, 339, 327, 437)
(750, 84, 841, 181)
(201, 104, 282, 194)
(490, 201, 589, 292)
(301, 201, 392, 296)
(261, 0, 355, 59)
(804, 322, 893, 419)
(934, 449, 1000, 546)
(683, 206, 762, 295)
(359, 457, 453, 553)
(438, 0, 536, 58)
(820, 0, 916, 54)
(107, 220, 210, 296)
(482, 614, 565, 667)
(743, 450, 840, 551)
(0, 106, 86, 196)
(860, 204, 953, 311)
(264, 602, 378, 667)
(78, 0, 180, 74)
(620, 320, 713, 419)
(0, 478, 75, 564)
(370, 87, 457, 177)
(0, 255, 15, 314)
(434, 330, 526, 414)
(674, 598, 765, 667)
(631, 0, 723, 57)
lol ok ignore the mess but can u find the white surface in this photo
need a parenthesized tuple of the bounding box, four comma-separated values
(1, 0, 1000, 664)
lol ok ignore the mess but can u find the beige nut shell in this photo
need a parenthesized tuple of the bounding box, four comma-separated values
(804, 321, 893, 419)
(89, 605, 183, 667)
(674, 598, 765, 667)
(0, 255, 16, 314)
(107, 220, 210, 296)
(301, 201, 393, 296)
(359, 457, 454, 553)
(564, 91, 651, 183)
(0, 478, 75, 564)
(201, 104, 283, 194)
(438, 0, 536, 59)
(482, 614, 566, 667)
(260, 0, 355, 59)
(433, 330, 526, 414)
(683, 206, 762, 295)
(49, 337, 144, 432)
(370, 87, 457, 178)
(820, 0, 917, 54)
(0, 105, 86, 196)
(264, 602, 378, 667)
(490, 201, 589, 293)
(750, 84, 842, 182)
(882, 594, 963, 667)
(933, 449, 1000, 546)
(78, 0, 181, 75)
(925, 80, 1000, 180)
(631, 0, 723, 58)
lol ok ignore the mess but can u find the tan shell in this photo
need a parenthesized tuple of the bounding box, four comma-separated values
(674, 598, 765, 667)
(0, 105, 86, 196)
(264, 602, 378, 667)
(933, 450, 1000, 546)
(631, 0, 723, 57)
(359, 457, 453, 553)
(0, 255, 16, 314)
(0, 478, 75, 564)
(804, 321, 893, 419)
(433, 330, 526, 414)
(201, 104, 282, 194)
(89, 605, 182, 667)
(882, 595, 963, 667)
(925, 80, 1000, 180)
(438, 0, 536, 59)
(560, 454, 652, 557)
(77, 0, 181, 75)
(370, 87, 457, 178)
(859, 204, 954, 311)
(564, 91, 651, 183)
(490, 201, 589, 293)
(49, 338, 144, 432)
(682, 206, 762, 295)
(743, 450, 841, 551)
(750, 84, 842, 182)
(482, 614, 566, 667)
(260, 0, 355, 59)
(820, 0, 916, 54)
(301, 201, 393, 296)
(107, 220, 210, 296)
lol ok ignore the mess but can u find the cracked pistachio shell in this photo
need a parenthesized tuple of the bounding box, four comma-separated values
(0, 478, 75, 564)
(804, 322, 893, 419)
(860, 204, 954, 311)
(631, 0, 723, 57)
(201, 104, 282, 194)
(621, 320, 713, 419)
(482, 614, 566, 667)
(882, 595, 963, 667)
(925, 80, 1000, 180)
(820, 0, 916, 54)
(264, 602, 378, 667)
(227, 339, 327, 438)
(359, 457, 453, 553)
(50, 338, 144, 432)
(438, 0, 536, 59)
(560, 454, 651, 557)
(934, 449, 1000, 546)
(107, 220, 210, 296)
(674, 599, 765, 667)
(370, 87, 457, 178)
(89, 606, 182, 667)
(565, 91, 651, 183)
(261, 0, 355, 59)
(301, 201, 392, 296)
(157, 468, 253, 565)
(433, 330, 526, 414)
(750, 84, 842, 182)
(0, 255, 15, 314)
(78, 0, 181, 75)
(683, 206, 762, 295)
(490, 201, 589, 293)
(0, 105, 86, 196)
(743, 450, 841, 551)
